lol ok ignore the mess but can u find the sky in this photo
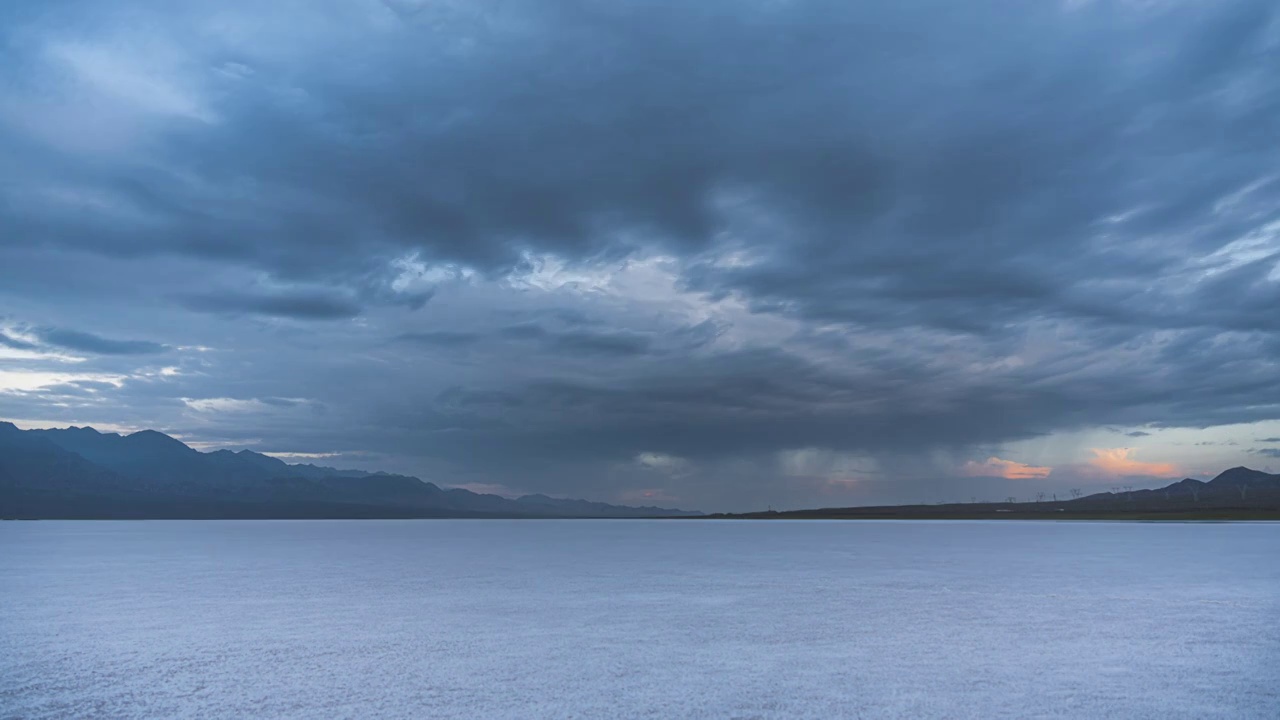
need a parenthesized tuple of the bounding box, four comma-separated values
(2, 0, 1279, 512)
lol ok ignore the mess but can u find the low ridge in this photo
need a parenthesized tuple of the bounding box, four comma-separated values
(711, 467, 1280, 520)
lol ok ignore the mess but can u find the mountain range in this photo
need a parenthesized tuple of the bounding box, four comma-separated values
(0, 422, 699, 519)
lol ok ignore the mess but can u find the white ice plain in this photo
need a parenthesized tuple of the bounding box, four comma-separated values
(1, 519, 1277, 719)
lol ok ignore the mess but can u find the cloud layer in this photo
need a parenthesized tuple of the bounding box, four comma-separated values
(2, 0, 1279, 509)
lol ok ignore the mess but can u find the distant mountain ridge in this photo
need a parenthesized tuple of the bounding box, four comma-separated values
(0, 422, 699, 519)
(715, 466, 1280, 520)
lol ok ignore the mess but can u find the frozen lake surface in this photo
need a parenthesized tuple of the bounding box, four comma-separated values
(2, 520, 1277, 719)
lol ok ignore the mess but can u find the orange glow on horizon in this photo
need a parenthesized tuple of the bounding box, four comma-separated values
(1087, 448, 1180, 478)
(962, 456, 1052, 479)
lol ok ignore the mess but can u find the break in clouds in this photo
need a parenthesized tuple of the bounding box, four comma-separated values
(2, 0, 1279, 510)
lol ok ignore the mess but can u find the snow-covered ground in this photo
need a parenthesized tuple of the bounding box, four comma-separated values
(1, 520, 1277, 719)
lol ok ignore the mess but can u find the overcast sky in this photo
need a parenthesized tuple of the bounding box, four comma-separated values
(3, 0, 1279, 511)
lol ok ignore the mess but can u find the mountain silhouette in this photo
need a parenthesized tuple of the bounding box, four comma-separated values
(1204, 466, 1276, 487)
(0, 422, 699, 519)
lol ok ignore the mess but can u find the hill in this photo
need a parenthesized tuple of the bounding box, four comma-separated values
(708, 467, 1280, 520)
(0, 422, 698, 519)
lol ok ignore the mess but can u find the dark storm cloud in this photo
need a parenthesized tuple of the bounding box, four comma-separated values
(383, 333, 1280, 465)
(176, 291, 363, 320)
(393, 331, 482, 347)
(498, 324, 550, 341)
(2, 0, 1279, 509)
(4, 0, 1272, 305)
(435, 386, 525, 410)
(34, 328, 168, 355)
(539, 309, 606, 328)
(549, 330, 652, 357)
(496, 324, 655, 356)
